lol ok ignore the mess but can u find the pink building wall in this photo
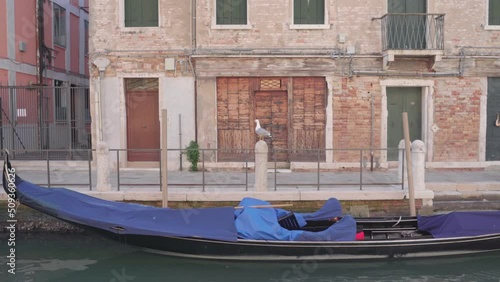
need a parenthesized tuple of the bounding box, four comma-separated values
(0, 0, 88, 86)
(70, 13, 80, 74)
(53, 45, 66, 71)
(0, 0, 7, 60)
(0, 70, 7, 84)
(14, 0, 37, 66)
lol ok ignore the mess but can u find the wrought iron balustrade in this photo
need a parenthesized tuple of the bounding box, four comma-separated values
(378, 13, 445, 51)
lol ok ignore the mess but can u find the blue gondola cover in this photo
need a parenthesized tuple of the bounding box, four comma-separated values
(15, 179, 238, 242)
(418, 211, 500, 238)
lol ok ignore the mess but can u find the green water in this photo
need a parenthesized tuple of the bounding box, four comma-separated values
(1, 233, 500, 282)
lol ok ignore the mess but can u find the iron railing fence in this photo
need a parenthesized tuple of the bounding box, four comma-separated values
(379, 13, 445, 51)
(10, 147, 405, 192)
(0, 86, 91, 160)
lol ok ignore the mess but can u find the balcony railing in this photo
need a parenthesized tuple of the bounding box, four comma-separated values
(379, 13, 445, 51)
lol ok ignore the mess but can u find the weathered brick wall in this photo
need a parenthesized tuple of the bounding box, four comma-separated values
(333, 77, 382, 162)
(431, 0, 499, 52)
(196, 0, 388, 52)
(433, 77, 483, 161)
(88, 0, 500, 166)
(194, 0, 499, 53)
(89, 0, 191, 79)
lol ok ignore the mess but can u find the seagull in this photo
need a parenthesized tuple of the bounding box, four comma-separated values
(255, 119, 272, 140)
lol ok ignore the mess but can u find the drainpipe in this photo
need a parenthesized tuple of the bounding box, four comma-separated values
(192, 0, 198, 142)
(36, 0, 45, 149)
(351, 70, 461, 77)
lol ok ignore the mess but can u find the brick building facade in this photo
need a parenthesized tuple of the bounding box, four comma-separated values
(89, 0, 500, 170)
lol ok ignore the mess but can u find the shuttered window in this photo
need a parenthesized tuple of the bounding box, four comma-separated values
(294, 0, 325, 25)
(490, 0, 500, 25)
(216, 0, 247, 25)
(124, 0, 158, 27)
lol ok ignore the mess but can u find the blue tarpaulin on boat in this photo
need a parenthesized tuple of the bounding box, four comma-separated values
(235, 197, 356, 241)
(15, 179, 238, 242)
(300, 198, 343, 221)
(417, 211, 500, 238)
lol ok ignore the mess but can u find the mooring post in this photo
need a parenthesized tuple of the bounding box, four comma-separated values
(96, 141, 111, 192)
(412, 140, 426, 191)
(398, 139, 406, 185)
(254, 140, 268, 192)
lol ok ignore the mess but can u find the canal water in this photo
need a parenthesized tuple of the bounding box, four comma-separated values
(1, 233, 500, 282)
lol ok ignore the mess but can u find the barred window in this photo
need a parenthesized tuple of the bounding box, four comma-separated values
(54, 80, 67, 121)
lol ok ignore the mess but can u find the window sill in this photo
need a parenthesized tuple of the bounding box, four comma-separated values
(289, 24, 331, 30)
(54, 43, 67, 49)
(483, 25, 500, 30)
(211, 23, 252, 30)
(120, 26, 160, 33)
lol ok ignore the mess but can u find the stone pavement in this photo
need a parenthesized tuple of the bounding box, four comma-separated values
(1, 163, 499, 211)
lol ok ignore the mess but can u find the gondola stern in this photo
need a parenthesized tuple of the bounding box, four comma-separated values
(3, 150, 18, 200)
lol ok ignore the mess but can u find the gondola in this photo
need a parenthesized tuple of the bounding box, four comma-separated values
(3, 153, 500, 261)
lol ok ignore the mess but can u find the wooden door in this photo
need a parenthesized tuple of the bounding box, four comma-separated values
(126, 90, 160, 161)
(486, 78, 500, 161)
(255, 91, 288, 161)
(388, 0, 426, 49)
(387, 87, 422, 161)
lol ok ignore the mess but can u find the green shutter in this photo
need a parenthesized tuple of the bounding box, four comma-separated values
(313, 0, 325, 24)
(388, 0, 405, 13)
(293, 0, 301, 23)
(233, 1, 247, 24)
(124, 0, 140, 27)
(143, 0, 159, 27)
(125, 0, 158, 27)
(216, 0, 247, 25)
(294, 0, 324, 25)
(490, 0, 500, 25)
(216, 0, 222, 24)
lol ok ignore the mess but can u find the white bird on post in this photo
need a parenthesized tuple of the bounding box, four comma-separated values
(255, 119, 272, 140)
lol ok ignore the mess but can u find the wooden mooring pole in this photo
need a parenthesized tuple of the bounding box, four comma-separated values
(402, 112, 416, 216)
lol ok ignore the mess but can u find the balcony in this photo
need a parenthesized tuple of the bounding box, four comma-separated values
(376, 13, 445, 69)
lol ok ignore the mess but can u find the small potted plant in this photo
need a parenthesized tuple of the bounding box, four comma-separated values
(185, 140, 200, 171)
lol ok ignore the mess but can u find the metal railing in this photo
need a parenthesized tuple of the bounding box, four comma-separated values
(10, 147, 405, 192)
(4, 149, 94, 189)
(377, 13, 445, 51)
(0, 86, 91, 160)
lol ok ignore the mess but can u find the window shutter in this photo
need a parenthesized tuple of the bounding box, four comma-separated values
(216, 0, 246, 25)
(143, 0, 159, 27)
(216, 0, 227, 24)
(124, 0, 141, 27)
(295, 0, 309, 24)
(490, 0, 500, 25)
(388, 0, 406, 13)
(311, 0, 325, 24)
(232, 0, 247, 25)
(294, 0, 324, 24)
